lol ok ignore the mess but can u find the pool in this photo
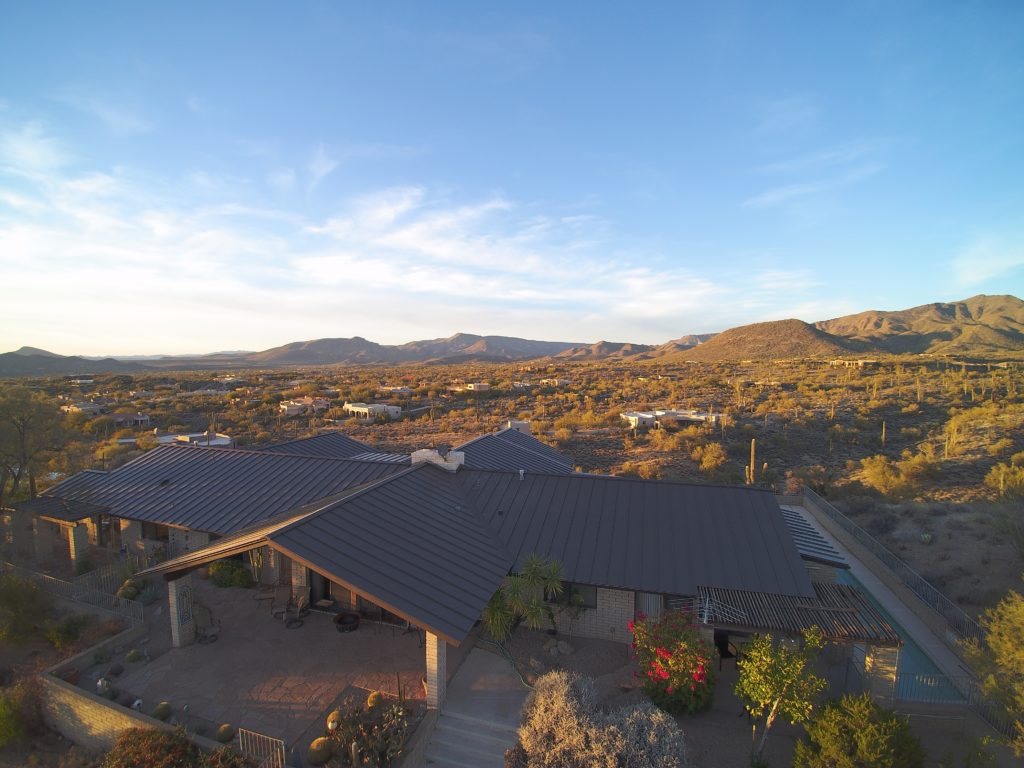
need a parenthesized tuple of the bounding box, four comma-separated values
(836, 570, 965, 703)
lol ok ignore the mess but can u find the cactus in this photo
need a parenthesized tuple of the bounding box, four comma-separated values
(366, 690, 383, 710)
(881, 420, 886, 449)
(746, 438, 756, 485)
(326, 708, 344, 732)
(125, 649, 142, 663)
(151, 701, 172, 721)
(215, 724, 235, 743)
(307, 737, 333, 766)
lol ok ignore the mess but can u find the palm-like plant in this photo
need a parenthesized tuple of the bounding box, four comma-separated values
(483, 554, 564, 641)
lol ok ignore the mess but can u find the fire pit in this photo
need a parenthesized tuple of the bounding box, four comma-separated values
(333, 612, 360, 633)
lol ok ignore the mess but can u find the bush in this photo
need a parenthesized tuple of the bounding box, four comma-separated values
(793, 693, 925, 768)
(101, 727, 200, 768)
(208, 560, 254, 588)
(0, 690, 25, 748)
(629, 611, 715, 715)
(205, 748, 253, 768)
(45, 614, 93, 652)
(322, 701, 410, 766)
(125, 649, 143, 663)
(517, 670, 687, 768)
(0, 574, 53, 643)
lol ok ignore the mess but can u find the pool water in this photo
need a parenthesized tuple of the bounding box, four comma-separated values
(836, 570, 965, 703)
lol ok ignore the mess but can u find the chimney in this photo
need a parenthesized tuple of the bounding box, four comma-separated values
(411, 448, 465, 473)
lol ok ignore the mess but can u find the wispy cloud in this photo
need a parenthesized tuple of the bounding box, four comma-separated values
(0, 118, 843, 353)
(307, 143, 338, 189)
(951, 236, 1024, 286)
(756, 95, 820, 135)
(59, 94, 152, 134)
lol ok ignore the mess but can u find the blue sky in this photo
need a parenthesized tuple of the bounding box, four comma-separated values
(1, 1, 1022, 355)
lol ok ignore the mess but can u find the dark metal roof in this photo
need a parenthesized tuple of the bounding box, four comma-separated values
(44, 444, 406, 534)
(14, 495, 109, 522)
(258, 431, 373, 459)
(348, 451, 410, 465)
(269, 464, 513, 645)
(457, 428, 574, 474)
(457, 470, 815, 599)
(780, 505, 848, 568)
(698, 583, 902, 647)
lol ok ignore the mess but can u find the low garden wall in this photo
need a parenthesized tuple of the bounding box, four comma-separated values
(42, 625, 221, 754)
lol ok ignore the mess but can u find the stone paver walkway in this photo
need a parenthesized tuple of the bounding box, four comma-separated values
(115, 579, 426, 746)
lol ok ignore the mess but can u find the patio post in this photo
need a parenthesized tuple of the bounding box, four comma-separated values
(68, 523, 89, 570)
(863, 645, 900, 705)
(425, 632, 446, 709)
(33, 517, 55, 562)
(168, 573, 196, 648)
(119, 519, 142, 555)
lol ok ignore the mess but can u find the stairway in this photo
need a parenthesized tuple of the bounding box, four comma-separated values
(423, 709, 517, 768)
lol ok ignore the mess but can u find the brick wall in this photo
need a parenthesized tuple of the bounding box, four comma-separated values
(42, 626, 221, 753)
(553, 587, 635, 644)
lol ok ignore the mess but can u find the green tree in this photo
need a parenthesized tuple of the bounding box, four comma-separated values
(793, 693, 925, 768)
(0, 386, 66, 507)
(963, 577, 1024, 755)
(483, 554, 563, 640)
(734, 626, 826, 763)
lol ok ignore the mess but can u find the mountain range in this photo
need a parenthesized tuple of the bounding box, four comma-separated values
(3, 294, 1022, 377)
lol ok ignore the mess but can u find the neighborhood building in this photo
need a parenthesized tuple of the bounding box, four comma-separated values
(110, 412, 151, 429)
(60, 401, 109, 417)
(342, 402, 402, 420)
(620, 409, 721, 430)
(10, 425, 900, 711)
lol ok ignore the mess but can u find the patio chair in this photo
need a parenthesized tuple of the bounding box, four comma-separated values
(270, 586, 292, 619)
(193, 602, 221, 645)
(284, 595, 309, 629)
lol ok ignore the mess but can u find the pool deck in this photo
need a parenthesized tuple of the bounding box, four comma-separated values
(785, 505, 975, 682)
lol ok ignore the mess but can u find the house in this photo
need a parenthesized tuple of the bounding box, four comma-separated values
(463, 382, 490, 392)
(279, 401, 307, 417)
(110, 413, 151, 429)
(380, 386, 414, 396)
(620, 409, 720, 431)
(60, 402, 108, 417)
(342, 402, 402, 420)
(13, 427, 898, 711)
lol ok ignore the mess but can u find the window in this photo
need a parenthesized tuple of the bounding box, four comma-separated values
(548, 581, 598, 610)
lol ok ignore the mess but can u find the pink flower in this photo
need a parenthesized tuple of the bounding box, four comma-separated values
(666, 686, 674, 695)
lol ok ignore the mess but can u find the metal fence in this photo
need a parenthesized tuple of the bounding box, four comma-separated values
(237, 727, 286, 768)
(798, 491, 1019, 743)
(799, 487, 985, 648)
(73, 553, 154, 595)
(1, 560, 144, 626)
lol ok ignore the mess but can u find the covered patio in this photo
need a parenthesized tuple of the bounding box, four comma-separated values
(113, 577, 435, 745)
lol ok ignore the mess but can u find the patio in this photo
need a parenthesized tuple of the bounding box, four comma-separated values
(110, 578, 431, 745)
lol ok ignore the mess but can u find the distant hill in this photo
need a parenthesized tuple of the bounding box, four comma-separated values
(556, 341, 654, 360)
(816, 294, 1024, 356)
(676, 319, 855, 361)
(5, 294, 1022, 375)
(654, 334, 716, 355)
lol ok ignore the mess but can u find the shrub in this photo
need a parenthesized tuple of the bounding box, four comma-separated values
(115, 585, 139, 600)
(208, 560, 254, 589)
(151, 701, 172, 721)
(629, 611, 715, 715)
(125, 649, 143, 663)
(215, 724, 235, 743)
(0, 690, 25, 748)
(45, 614, 93, 652)
(793, 693, 924, 768)
(101, 727, 201, 768)
(307, 736, 333, 766)
(322, 701, 411, 766)
(517, 670, 687, 768)
(0, 574, 52, 643)
(139, 584, 161, 606)
(205, 748, 254, 768)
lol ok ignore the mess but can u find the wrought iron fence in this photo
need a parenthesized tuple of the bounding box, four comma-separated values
(799, 488, 985, 648)
(237, 727, 286, 768)
(1, 560, 144, 626)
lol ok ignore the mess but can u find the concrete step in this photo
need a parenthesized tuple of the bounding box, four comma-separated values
(423, 712, 517, 768)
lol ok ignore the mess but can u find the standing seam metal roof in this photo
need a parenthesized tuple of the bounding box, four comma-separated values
(43, 444, 406, 534)
(456, 428, 574, 474)
(457, 470, 815, 599)
(258, 431, 373, 459)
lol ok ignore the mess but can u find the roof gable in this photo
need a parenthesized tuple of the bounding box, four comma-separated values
(457, 428, 574, 474)
(258, 431, 372, 459)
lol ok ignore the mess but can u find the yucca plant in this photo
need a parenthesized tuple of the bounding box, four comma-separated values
(483, 554, 564, 641)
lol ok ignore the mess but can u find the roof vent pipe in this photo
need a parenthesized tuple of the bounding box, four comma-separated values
(519, 469, 525, 480)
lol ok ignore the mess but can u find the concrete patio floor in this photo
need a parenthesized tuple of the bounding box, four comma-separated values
(115, 579, 429, 745)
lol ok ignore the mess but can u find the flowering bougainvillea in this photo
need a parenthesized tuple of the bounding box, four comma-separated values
(628, 611, 716, 715)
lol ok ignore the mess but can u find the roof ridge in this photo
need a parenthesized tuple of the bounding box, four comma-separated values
(268, 463, 427, 538)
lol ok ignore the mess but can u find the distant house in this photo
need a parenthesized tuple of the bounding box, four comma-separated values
(830, 359, 880, 369)
(620, 409, 720, 431)
(380, 386, 414, 396)
(279, 401, 307, 417)
(464, 382, 490, 392)
(110, 412, 151, 428)
(60, 402, 108, 417)
(540, 378, 571, 387)
(342, 402, 402, 420)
